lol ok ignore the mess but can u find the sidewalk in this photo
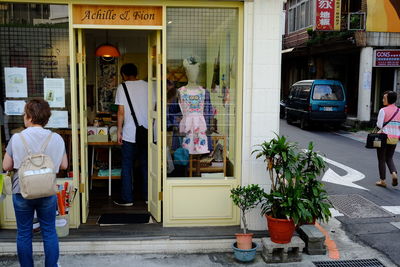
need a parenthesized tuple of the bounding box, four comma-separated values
(334, 130, 400, 153)
(0, 217, 397, 266)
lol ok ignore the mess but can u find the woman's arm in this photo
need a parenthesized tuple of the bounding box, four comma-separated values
(60, 153, 68, 170)
(2, 152, 14, 171)
(377, 109, 385, 129)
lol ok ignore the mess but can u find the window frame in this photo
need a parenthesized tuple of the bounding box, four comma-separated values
(287, 0, 315, 33)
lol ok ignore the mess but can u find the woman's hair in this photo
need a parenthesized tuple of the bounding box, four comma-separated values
(120, 63, 138, 77)
(24, 99, 51, 126)
(384, 90, 397, 104)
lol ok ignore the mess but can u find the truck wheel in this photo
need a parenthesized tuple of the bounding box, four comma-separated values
(300, 117, 309, 130)
(286, 113, 293, 124)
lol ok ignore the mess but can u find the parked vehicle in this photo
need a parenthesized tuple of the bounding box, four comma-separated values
(285, 79, 347, 129)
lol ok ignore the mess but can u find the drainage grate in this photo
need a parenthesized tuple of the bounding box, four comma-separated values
(328, 194, 393, 218)
(313, 259, 385, 267)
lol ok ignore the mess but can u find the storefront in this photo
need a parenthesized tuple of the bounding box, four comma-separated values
(0, 0, 282, 231)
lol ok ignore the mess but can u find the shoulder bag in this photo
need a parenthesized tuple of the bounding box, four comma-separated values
(122, 82, 148, 150)
(366, 108, 399, 149)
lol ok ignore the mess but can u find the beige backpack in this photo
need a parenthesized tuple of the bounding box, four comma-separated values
(18, 133, 57, 199)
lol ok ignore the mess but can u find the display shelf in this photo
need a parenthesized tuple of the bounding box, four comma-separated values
(91, 170, 120, 180)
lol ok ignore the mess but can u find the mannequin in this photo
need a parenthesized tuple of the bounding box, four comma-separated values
(177, 57, 209, 154)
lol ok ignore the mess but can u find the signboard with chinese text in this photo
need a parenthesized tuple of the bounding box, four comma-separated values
(73, 5, 162, 26)
(315, 0, 341, 31)
(374, 50, 400, 67)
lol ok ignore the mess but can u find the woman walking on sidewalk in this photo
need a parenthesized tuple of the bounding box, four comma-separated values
(376, 91, 400, 188)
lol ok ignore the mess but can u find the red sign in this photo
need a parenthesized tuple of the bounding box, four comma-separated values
(374, 50, 400, 67)
(315, 0, 341, 31)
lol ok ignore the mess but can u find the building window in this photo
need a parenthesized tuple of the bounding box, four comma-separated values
(166, 7, 238, 179)
(0, 3, 70, 175)
(287, 0, 315, 33)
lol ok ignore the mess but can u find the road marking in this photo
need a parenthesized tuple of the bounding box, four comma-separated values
(321, 156, 368, 191)
(329, 208, 344, 217)
(315, 222, 340, 260)
(381, 206, 400, 215)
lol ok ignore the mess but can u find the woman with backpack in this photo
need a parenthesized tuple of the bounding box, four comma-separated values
(3, 99, 68, 267)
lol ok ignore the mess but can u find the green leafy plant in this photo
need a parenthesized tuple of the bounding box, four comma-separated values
(252, 134, 331, 225)
(230, 184, 265, 234)
(299, 143, 331, 223)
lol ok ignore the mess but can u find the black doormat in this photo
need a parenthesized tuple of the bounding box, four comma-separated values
(97, 213, 150, 226)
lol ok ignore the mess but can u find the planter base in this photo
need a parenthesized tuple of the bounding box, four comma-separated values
(232, 242, 257, 262)
(261, 236, 305, 263)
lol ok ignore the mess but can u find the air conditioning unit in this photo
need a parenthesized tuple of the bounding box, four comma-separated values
(348, 12, 366, 30)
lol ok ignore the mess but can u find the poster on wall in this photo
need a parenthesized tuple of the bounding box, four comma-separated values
(46, 110, 68, 128)
(367, 0, 400, 33)
(4, 67, 28, 98)
(44, 78, 65, 108)
(4, 100, 26, 115)
(315, 0, 341, 31)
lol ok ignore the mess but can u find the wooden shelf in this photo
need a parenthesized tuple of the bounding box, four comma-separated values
(91, 170, 120, 180)
(189, 136, 227, 177)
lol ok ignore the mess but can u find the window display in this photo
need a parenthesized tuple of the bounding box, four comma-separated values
(166, 7, 238, 178)
(0, 3, 71, 173)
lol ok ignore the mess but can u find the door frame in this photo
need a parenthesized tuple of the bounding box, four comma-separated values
(70, 23, 164, 226)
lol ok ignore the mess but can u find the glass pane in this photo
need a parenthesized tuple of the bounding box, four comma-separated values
(313, 85, 344, 100)
(166, 7, 238, 178)
(0, 3, 71, 175)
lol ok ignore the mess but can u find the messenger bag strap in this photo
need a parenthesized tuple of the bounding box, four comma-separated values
(40, 133, 53, 153)
(122, 82, 140, 128)
(383, 108, 400, 129)
(18, 133, 32, 155)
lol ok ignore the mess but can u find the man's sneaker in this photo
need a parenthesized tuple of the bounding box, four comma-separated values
(113, 199, 133, 207)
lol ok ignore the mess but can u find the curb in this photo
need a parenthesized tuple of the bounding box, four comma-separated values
(0, 238, 263, 256)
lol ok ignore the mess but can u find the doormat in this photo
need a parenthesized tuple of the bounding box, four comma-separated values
(97, 213, 150, 226)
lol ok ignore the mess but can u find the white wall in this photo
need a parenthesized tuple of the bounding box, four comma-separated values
(242, 0, 283, 231)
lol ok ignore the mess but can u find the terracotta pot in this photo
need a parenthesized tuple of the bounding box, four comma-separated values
(235, 233, 254, 250)
(266, 215, 295, 244)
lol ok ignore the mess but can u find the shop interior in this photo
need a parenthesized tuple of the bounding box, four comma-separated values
(83, 29, 151, 225)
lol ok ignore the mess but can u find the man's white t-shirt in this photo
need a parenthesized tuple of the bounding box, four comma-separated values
(115, 80, 148, 143)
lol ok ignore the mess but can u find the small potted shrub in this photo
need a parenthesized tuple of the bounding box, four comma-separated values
(252, 134, 331, 244)
(230, 184, 264, 262)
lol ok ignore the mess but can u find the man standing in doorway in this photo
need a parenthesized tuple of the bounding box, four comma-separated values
(114, 63, 148, 206)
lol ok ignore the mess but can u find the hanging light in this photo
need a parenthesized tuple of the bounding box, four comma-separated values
(95, 30, 120, 58)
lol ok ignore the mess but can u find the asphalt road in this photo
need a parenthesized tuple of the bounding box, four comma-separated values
(280, 119, 400, 266)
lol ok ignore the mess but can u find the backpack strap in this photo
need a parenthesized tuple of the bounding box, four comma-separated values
(19, 133, 32, 155)
(40, 133, 53, 153)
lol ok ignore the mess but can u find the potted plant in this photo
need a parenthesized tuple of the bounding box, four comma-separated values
(252, 134, 331, 244)
(230, 184, 264, 262)
(299, 143, 331, 224)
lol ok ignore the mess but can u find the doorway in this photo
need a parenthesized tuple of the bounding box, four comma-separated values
(373, 68, 395, 113)
(76, 28, 162, 225)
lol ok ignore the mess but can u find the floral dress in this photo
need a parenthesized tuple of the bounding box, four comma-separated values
(178, 87, 209, 154)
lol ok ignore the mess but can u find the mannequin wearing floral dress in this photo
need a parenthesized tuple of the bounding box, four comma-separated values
(178, 58, 209, 154)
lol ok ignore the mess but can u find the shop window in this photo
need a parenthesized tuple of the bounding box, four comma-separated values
(0, 3, 71, 174)
(166, 7, 238, 178)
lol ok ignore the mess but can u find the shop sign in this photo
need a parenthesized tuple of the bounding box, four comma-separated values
(374, 50, 400, 67)
(315, 0, 341, 31)
(73, 5, 162, 26)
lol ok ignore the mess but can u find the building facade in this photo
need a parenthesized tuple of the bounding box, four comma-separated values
(0, 0, 283, 231)
(282, 0, 400, 123)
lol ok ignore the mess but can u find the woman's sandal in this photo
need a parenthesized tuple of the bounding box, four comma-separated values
(376, 180, 387, 188)
(392, 172, 398, 186)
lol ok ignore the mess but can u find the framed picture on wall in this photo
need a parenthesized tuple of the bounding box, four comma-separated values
(96, 57, 118, 112)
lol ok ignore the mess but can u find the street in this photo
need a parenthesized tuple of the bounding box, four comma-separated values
(280, 119, 400, 265)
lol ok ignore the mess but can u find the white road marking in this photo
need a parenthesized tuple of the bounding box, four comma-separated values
(329, 208, 344, 217)
(390, 222, 400, 229)
(321, 156, 368, 191)
(381, 206, 400, 215)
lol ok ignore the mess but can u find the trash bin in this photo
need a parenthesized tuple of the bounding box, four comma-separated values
(56, 215, 69, 237)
